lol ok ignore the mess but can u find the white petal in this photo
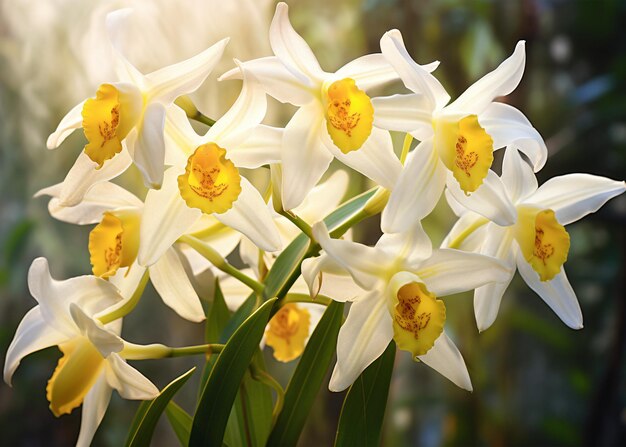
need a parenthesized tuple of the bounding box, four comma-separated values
(105, 354, 159, 400)
(377, 222, 433, 267)
(440, 210, 485, 250)
(76, 374, 112, 447)
(164, 104, 201, 166)
(473, 223, 516, 332)
(146, 38, 229, 104)
(381, 139, 447, 233)
(128, 102, 167, 189)
(220, 57, 313, 106)
(3, 306, 66, 385)
(296, 169, 350, 224)
(516, 254, 583, 329)
(281, 102, 332, 210)
(418, 332, 472, 391)
(301, 254, 366, 302)
(380, 30, 449, 110)
(329, 290, 393, 392)
(220, 272, 256, 311)
(35, 182, 142, 225)
(70, 304, 124, 357)
(334, 53, 401, 90)
(188, 218, 242, 257)
(417, 248, 511, 297)
(312, 222, 385, 290)
(107, 263, 147, 304)
(47, 100, 85, 149)
(105, 9, 145, 86)
(446, 170, 517, 226)
(447, 41, 526, 114)
(322, 127, 401, 190)
(150, 247, 204, 322)
(372, 93, 434, 139)
(215, 178, 282, 252)
(269, 2, 324, 85)
(501, 145, 538, 203)
(227, 125, 282, 169)
(480, 102, 547, 171)
(444, 188, 470, 217)
(56, 150, 132, 207)
(139, 167, 201, 266)
(524, 174, 626, 225)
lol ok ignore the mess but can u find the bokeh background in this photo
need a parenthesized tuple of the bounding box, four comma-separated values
(1, 0, 625, 446)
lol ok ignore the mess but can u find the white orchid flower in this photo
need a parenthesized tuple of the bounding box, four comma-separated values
(137, 67, 282, 268)
(46, 8, 229, 195)
(4, 258, 159, 447)
(302, 222, 511, 392)
(375, 30, 547, 233)
(36, 181, 241, 322)
(220, 3, 440, 210)
(443, 147, 626, 331)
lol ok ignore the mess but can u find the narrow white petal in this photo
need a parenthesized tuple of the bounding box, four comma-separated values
(372, 93, 434, 139)
(329, 290, 393, 392)
(417, 248, 511, 297)
(312, 222, 385, 290)
(105, 9, 145, 86)
(107, 263, 147, 304)
(446, 170, 517, 226)
(57, 150, 132, 207)
(500, 145, 538, 203)
(380, 30, 449, 110)
(47, 100, 85, 149)
(227, 125, 282, 169)
(105, 354, 159, 400)
(440, 210, 485, 250)
(35, 182, 142, 225)
(4, 306, 66, 384)
(301, 254, 366, 302)
(480, 102, 547, 171)
(139, 167, 201, 266)
(524, 174, 626, 225)
(76, 374, 113, 447)
(296, 169, 350, 224)
(281, 102, 332, 210)
(418, 332, 472, 391)
(188, 218, 242, 257)
(146, 38, 229, 104)
(444, 189, 471, 217)
(70, 304, 124, 357)
(164, 104, 201, 166)
(334, 53, 400, 90)
(219, 57, 313, 106)
(128, 102, 166, 189)
(215, 178, 282, 252)
(516, 254, 583, 329)
(322, 127, 401, 190)
(377, 222, 433, 267)
(270, 2, 324, 85)
(381, 140, 447, 233)
(447, 41, 526, 114)
(150, 247, 205, 322)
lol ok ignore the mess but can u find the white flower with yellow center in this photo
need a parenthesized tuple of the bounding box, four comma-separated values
(47, 8, 229, 196)
(220, 3, 440, 210)
(36, 181, 241, 322)
(443, 148, 626, 331)
(302, 222, 511, 391)
(4, 258, 159, 447)
(375, 30, 547, 233)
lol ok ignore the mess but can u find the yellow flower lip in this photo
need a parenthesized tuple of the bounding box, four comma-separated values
(265, 303, 311, 362)
(88, 211, 140, 279)
(392, 282, 445, 358)
(325, 78, 374, 154)
(178, 143, 242, 215)
(515, 206, 570, 281)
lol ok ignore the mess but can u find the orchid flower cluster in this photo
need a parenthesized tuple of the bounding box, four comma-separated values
(5, 3, 625, 446)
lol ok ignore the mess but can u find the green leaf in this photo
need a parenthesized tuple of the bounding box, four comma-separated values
(190, 298, 276, 447)
(206, 279, 231, 344)
(267, 301, 345, 446)
(220, 293, 257, 342)
(165, 402, 192, 446)
(125, 367, 196, 447)
(335, 341, 396, 447)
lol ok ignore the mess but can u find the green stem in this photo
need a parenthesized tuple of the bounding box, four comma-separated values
(180, 235, 265, 295)
(121, 342, 225, 360)
(447, 217, 489, 249)
(280, 210, 313, 240)
(280, 293, 332, 307)
(250, 366, 284, 426)
(98, 269, 150, 325)
(174, 95, 216, 127)
(400, 133, 413, 164)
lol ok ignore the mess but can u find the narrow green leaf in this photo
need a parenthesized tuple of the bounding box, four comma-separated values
(125, 367, 196, 447)
(206, 279, 231, 343)
(220, 292, 257, 342)
(190, 298, 276, 446)
(267, 301, 344, 446)
(334, 342, 396, 447)
(165, 402, 192, 446)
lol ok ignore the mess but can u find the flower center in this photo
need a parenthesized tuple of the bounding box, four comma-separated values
(515, 206, 570, 281)
(435, 115, 493, 193)
(325, 78, 374, 154)
(178, 143, 242, 214)
(392, 282, 445, 357)
(264, 304, 311, 362)
(46, 337, 105, 417)
(89, 211, 140, 278)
